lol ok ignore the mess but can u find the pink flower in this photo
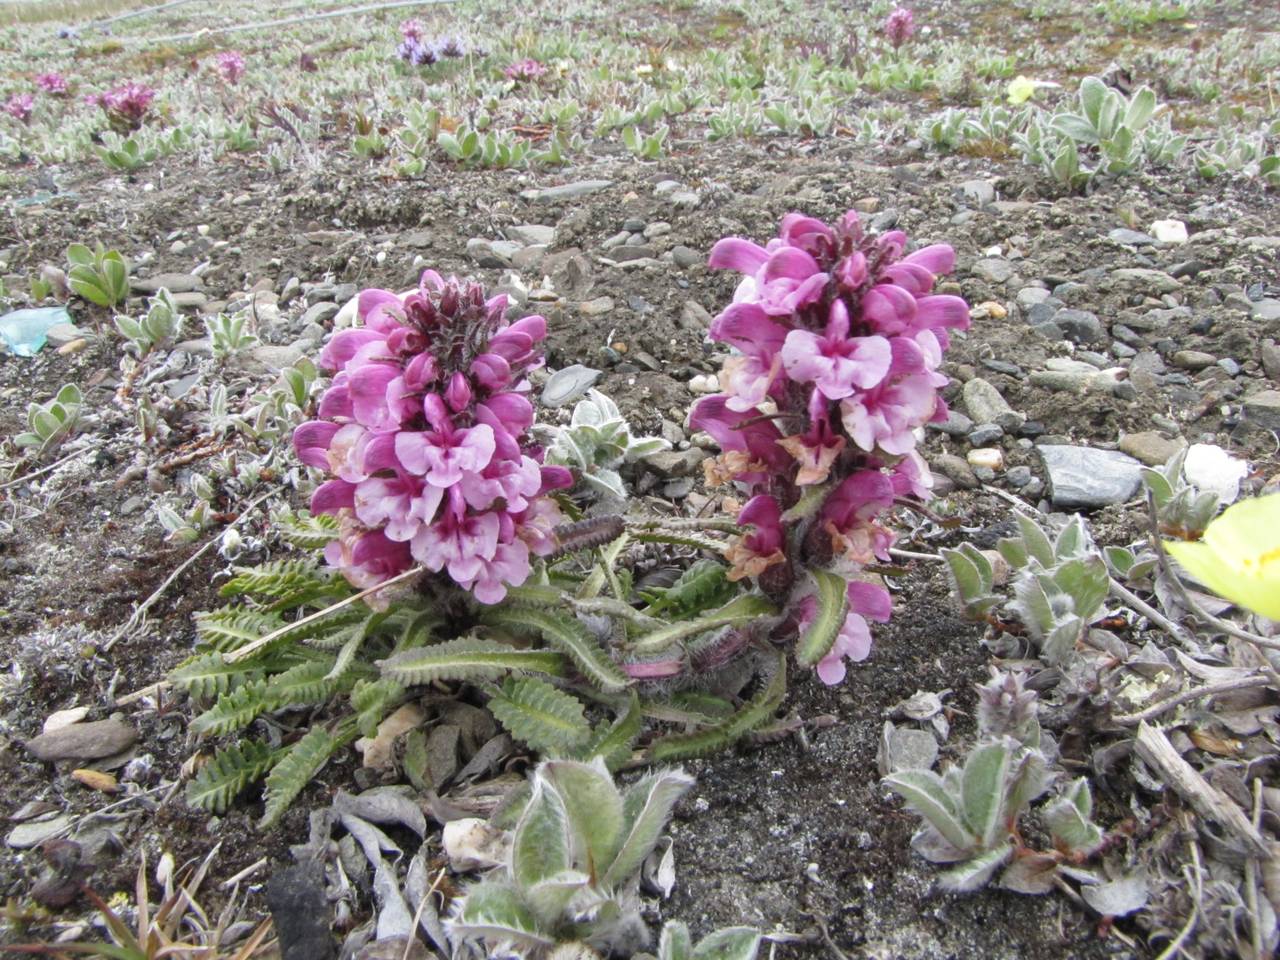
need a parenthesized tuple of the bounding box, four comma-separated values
(884, 7, 915, 49)
(215, 51, 246, 84)
(504, 59, 547, 82)
(781, 300, 892, 400)
(4, 93, 34, 125)
(725, 495, 787, 581)
(809, 581, 893, 684)
(35, 73, 68, 95)
(93, 82, 156, 127)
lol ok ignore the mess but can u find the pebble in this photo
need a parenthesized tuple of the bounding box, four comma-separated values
(932, 453, 979, 489)
(132, 272, 202, 294)
(1016, 287, 1051, 310)
(1111, 268, 1180, 296)
(958, 179, 996, 207)
(1006, 465, 1033, 488)
(520, 180, 613, 202)
(301, 301, 340, 326)
(1053, 309, 1106, 345)
(6, 815, 74, 850)
(971, 258, 1016, 284)
(689, 374, 719, 394)
(644, 222, 672, 240)
(1036, 445, 1144, 509)
(171, 291, 208, 311)
(642, 448, 708, 478)
(967, 423, 1004, 446)
(465, 238, 521, 267)
(961, 378, 1023, 430)
(671, 245, 702, 270)
(967, 448, 1004, 471)
(611, 244, 656, 262)
(1172, 350, 1216, 370)
(1150, 219, 1188, 244)
(1260, 340, 1280, 382)
(1108, 228, 1155, 246)
(1243, 390, 1280, 431)
(1253, 300, 1280, 330)
(579, 297, 615, 317)
(507, 224, 556, 246)
(25, 718, 137, 762)
(930, 409, 973, 437)
(45, 322, 87, 348)
(1118, 430, 1185, 466)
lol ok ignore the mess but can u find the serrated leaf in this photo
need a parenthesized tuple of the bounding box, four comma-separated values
(194, 609, 286, 653)
(649, 651, 785, 762)
(450, 881, 551, 946)
(961, 742, 1012, 847)
(259, 724, 354, 829)
(486, 607, 628, 693)
(582, 692, 642, 771)
(632, 593, 776, 656)
(351, 678, 406, 739)
(190, 681, 270, 736)
(379, 636, 567, 684)
(169, 651, 257, 699)
(938, 843, 1012, 892)
(490, 676, 591, 753)
(262, 658, 340, 709)
(796, 568, 849, 667)
(184, 739, 278, 814)
(883, 770, 973, 852)
(513, 779, 572, 888)
(220, 559, 336, 599)
(602, 767, 695, 889)
(539, 758, 624, 882)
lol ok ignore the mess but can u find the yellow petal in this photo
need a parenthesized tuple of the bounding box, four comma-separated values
(1007, 76, 1036, 105)
(1167, 540, 1280, 621)
(1201, 493, 1280, 568)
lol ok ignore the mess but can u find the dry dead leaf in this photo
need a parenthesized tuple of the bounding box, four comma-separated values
(71, 769, 119, 794)
(356, 703, 426, 771)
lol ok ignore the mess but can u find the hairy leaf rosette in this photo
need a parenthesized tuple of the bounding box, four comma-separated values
(696, 210, 970, 681)
(294, 271, 572, 602)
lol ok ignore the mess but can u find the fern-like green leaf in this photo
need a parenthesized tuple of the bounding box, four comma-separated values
(169, 651, 259, 700)
(262, 659, 342, 710)
(490, 677, 591, 753)
(194, 609, 285, 653)
(185, 739, 279, 814)
(379, 637, 567, 685)
(219, 559, 336, 600)
(649, 651, 785, 762)
(631, 531, 730, 553)
(502, 583, 566, 608)
(642, 560, 733, 617)
(259, 723, 356, 829)
(276, 510, 340, 550)
(486, 608, 628, 693)
(794, 568, 849, 667)
(579, 693, 642, 771)
(631, 594, 776, 656)
(190, 681, 271, 736)
(351, 678, 406, 738)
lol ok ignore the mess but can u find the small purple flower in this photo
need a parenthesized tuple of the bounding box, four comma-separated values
(35, 73, 68, 95)
(215, 51, 245, 85)
(504, 59, 547, 82)
(4, 93, 34, 125)
(884, 7, 915, 50)
(400, 18, 425, 41)
(398, 38, 439, 67)
(92, 82, 156, 128)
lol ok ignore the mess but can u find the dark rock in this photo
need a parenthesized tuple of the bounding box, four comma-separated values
(25, 719, 136, 762)
(1243, 391, 1280, 431)
(967, 423, 1004, 446)
(1025, 301, 1060, 326)
(1108, 228, 1155, 246)
(1036, 445, 1144, 509)
(266, 862, 336, 960)
(1053, 309, 1106, 345)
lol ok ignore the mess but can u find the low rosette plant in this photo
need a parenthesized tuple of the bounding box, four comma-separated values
(293, 271, 571, 603)
(692, 210, 969, 682)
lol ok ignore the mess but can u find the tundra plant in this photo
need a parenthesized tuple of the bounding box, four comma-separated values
(447, 758, 760, 960)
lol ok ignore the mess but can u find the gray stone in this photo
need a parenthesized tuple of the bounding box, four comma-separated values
(45, 322, 87, 348)
(6, 815, 74, 849)
(1243, 390, 1280, 431)
(1107, 228, 1156, 246)
(643, 222, 672, 240)
(653, 180, 682, 197)
(671, 245, 702, 270)
(173, 337, 213, 357)
(241, 342, 305, 375)
(971, 258, 1015, 284)
(1172, 350, 1215, 370)
(132, 272, 202, 294)
(25, 718, 136, 762)
(962, 378, 1023, 429)
(670, 191, 701, 209)
(662, 478, 695, 499)
(1118, 431, 1185, 466)
(932, 453, 979, 489)
(1261, 340, 1280, 383)
(967, 423, 1004, 446)
(507, 224, 556, 246)
(929, 409, 973, 437)
(301, 301, 340, 327)
(1006, 465, 1034, 488)
(1253, 299, 1280, 330)
(578, 297, 614, 317)
(1025, 301, 1060, 326)
(642, 448, 708, 478)
(883, 726, 939, 773)
(171, 291, 208, 311)
(521, 180, 613, 202)
(679, 301, 712, 330)
(1029, 370, 1094, 394)
(1037, 445, 1144, 509)
(1218, 357, 1241, 377)
(1111, 268, 1180, 295)
(958, 179, 996, 207)
(610, 245, 656, 262)
(466, 238, 521, 267)
(1016, 287, 1051, 310)
(1053, 309, 1106, 345)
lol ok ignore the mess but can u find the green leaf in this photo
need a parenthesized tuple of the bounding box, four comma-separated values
(190, 681, 271, 736)
(66, 243, 94, 268)
(1051, 557, 1109, 623)
(1040, 616, 1082, 665)
(351, 677, 406, 739)
(581, 692, 642, 771)
(170, 651, 258, 699)
(632, 593, 776, 655)
(938, 844, 1012, 892)
(649, 651, 786, 761)
(539, 758, 624, 882)
(220, 559, 336, 599)
(522, 870, 591, 927)
(194, 609, 285, 653)
(262, 659, 341, 709)
(659, 921, 694, 960)
(693, 927, 763, 960)
(185, 739, 278, 814)
(512, 779, 572, 887)
(1015, 513, 1055, 568)
(379, 636, 567, 684)
(1044, 778, 1103, 855)
(1104, 546, 1134, 576)
(259, 724, 355, 829)
(961, 742, 1012, 847)
(795, 568, 849, 667)
(602, 767, 695, 888)
(486, 607, 628, 693)
(490, 676, 592, 753)
(451, 881, 551, 946)
(883, 770, 973, 852)
(1124, 86, 1156, 130)
(1079, 77, 1107, 128)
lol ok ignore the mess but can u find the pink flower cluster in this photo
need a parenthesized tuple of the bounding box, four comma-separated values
(293, 272, 572, 603)
(884, 7, 916, 50)
(4, 93, 33, 124)
(215, 51, 246, 85)
(87, 82, 156, 128)
(692, 211, 969, 682)
(504, 59, 547, 82)
(36, 73, 69, 95)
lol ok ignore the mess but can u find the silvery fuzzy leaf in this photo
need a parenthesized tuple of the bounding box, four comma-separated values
(910, 824, 971, 864)
(542, 365, 602, 408)
(404, 850, 450, 956)
(584, 470, 627, 501)
(372, 860, 414, 940)
(998, 852, 1059, 895)
(340, 813, 403, 869)
(335, 787, 427, 837)
(642, 837, 677, 898)
(1080, 873, 1149, 917)
(938, 844, 1012, 892)
(626, 437, 671, 460)
(883, 770, 972, 852)
(961, 742, 1012, 846)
